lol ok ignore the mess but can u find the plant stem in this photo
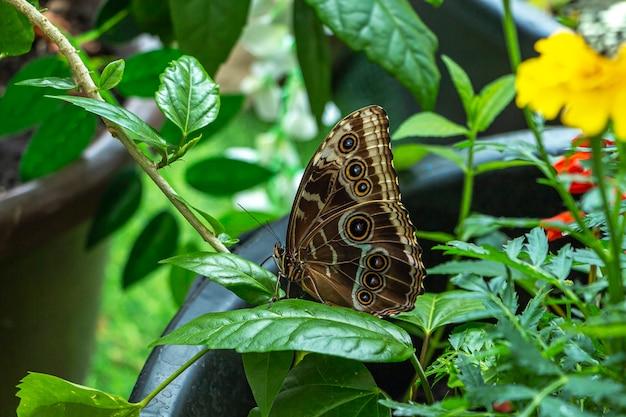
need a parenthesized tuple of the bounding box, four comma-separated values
(409, 353, 434, 404)
(138, 348, 210, 408)
(518, 375, 568, 417)
(7, 0, 229, 254)
(457, 130, 477, 236)
(419, 333, 430, 366)
(590, 137, 625, 304)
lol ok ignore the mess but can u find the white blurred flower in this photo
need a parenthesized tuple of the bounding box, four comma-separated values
(281, 88, 318, 140)
(234, 188, 273, 212)
(322, 102, 341, 126)
(240, 63, 282, 121)
(241, 22, 292, 59)
(224, 147, 260, 163)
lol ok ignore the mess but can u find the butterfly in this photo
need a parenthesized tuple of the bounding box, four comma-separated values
(274, 105, 425, 317)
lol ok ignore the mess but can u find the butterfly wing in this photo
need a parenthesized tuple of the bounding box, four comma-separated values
(285, 105, 425, 316)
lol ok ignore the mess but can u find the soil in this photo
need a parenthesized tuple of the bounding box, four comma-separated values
(0, 0, 104, 192)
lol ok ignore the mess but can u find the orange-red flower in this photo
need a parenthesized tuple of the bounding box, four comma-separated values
(552, 152, 593, 194)
(493, 401, 514, 413)
(540, 211, 582, 241)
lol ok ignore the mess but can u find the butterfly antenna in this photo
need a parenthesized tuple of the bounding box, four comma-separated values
(237, 204, 282, 244)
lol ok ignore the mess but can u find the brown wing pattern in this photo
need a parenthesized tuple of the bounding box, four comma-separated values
(284, 105, 425, 316)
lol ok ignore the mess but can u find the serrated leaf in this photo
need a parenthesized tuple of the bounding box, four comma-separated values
(504, 236, 524, 259)
(123, 210, 179, 288)
(19, 104, 96, 181)
(525, 227, 548, 266)
(441, 55, 474, 119)
(270, 354, 389, 417)
(466, 384, 536, 407)
(153, 299, 414, 362)
(117, 48, 183, 97)
(87, 167, 142, 248)
(99, 59, 125, 90)
(0, 0, 36, 56)
(539, 396, 598, 417)
(519, 288, 548, 330)
(546, 244, 573, 280)
(244, 351, 293, 417)
(156, 55, 220, 137)
(161, 252, 282, 305)
(0, 56, 68, 137)
(15, 77, 77, 90)
(380, 398, 480, 417)
(49, 95, 168, 149)
(169, 0, 251, 75)
(498, 319, 560, 375)
(294, 0, 331, 124)
(460, 214, 539, 240)
(472, 74, 515, 132)
(186, 157, 275, 196)
(393, 291, 496, 336)
(305, 0, 439, 110)
(16, 372, 141, 417)
(393, 112, 467, 139)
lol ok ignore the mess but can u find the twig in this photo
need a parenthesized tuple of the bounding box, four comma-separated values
(6, 0, 229, 253)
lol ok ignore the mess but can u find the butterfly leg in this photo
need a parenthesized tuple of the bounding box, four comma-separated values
(271, 272, 284, 303)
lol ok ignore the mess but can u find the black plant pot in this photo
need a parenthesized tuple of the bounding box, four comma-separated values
(129, 126, 577, 417)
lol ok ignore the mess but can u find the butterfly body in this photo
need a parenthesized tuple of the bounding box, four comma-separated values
(275, 105, 425, 317)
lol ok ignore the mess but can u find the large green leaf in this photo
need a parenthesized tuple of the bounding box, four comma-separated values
(218, 210, 279, 237)
(117, 48, 182, 97)
(306, 0, 439, 109)
(86, 167, 143, 249)
(0, 0, 36, 56)
(472, 74, 515, 133)
(95, 0, 141, 44)
(131, 0, 172, 42)
(186, 157, 275, 196)
(161, 252, 283, 305)
(153, 299, 414, 362)
(156, 55, 220, 137)
(123, 210, 179, 288)
(15, 77, 76, 90)
(269, 354, 389, 417)
(16, 372, 141, 417)
(244, 351, 293, 417)
(0, 55, 68, 137)
(169, 0, 251, 75)
(19, 104, 96, 181)
(393, 112, 467, 139)
(393, 143, 465, 170)
(50, 95, 168, 149)
(294, 0, 331, 124)
(393, 291, 496, 336)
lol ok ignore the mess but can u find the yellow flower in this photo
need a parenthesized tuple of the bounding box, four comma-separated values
(516, 31, 626, 139)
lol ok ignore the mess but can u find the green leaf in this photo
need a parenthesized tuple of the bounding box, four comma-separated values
(95, 0, 141, 43)
(498, 319, 560, 375)
(540, 397, 599, 417)
(441, 55, 474, 119)
(270, 354, 389, 417)
(123, 210, 179, 288)
(472, 74, 515, 132)
(15, 77, 77, 90)
(117, 48, 182, 97)
(393, 291, 496, 336)
(460, 214, 539, 240)
(392, 144, 429, 171)
(153, 299, 414, 362)
(131, 0, 172, 42)
(169, 0, 251, 75)
(428, 260, 505, 277)
(394, 143, 465, 170)
(86, 167, 142, 249)
(0, 0, 36, 56)
(566, 304, 626, 338)
(466, 384, 536, 408)
(156, 55, 220, 137)
(519, 288, 548, 331)
(219, 210, 279, 237)
(243, 351, 293, 417)
(294, 0, 332, 124)
(16, 372, 141, 417)
(50, 95, 167, 148)
(0, 56, 68, 137)
(305, 0, 439, 110)
(168, 241, 200, 307)
(380, 398, 481, 417)
(160, 94, 244, 145)
(393, 112, 468, 139)
(19, 104, 96, 181)
(99, 59, 125, 90)
(525, 227, 548, 266)
(546, 244, 573, 281)
(474, 159, 534, 175)
(161, 252, 283, 305)
(186, 157, 275, 196)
